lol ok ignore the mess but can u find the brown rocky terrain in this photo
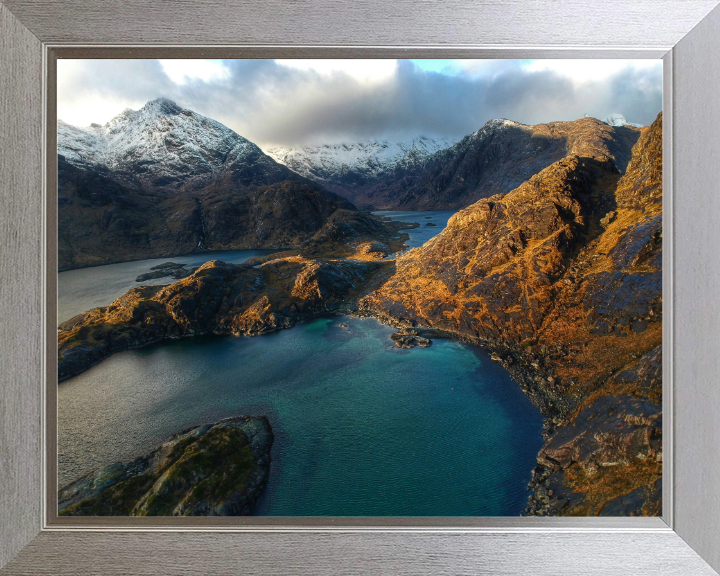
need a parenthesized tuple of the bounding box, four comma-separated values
(318, 117, 642, 211)
(58, 255, 395, 381)
(59, 416, 273, 516)
(360, 112, 663, 515)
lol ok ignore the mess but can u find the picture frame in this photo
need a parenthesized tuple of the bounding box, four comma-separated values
(1, 1, 719, 573)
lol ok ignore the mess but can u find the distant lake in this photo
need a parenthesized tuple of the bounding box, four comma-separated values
(58, 211, 455, 324)
(373, 210, 455, 250)
(58, 316, 543, 516)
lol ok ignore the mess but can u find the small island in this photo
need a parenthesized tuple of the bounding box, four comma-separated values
(135, 262, 196, 283)
(59, 416, 273, 516)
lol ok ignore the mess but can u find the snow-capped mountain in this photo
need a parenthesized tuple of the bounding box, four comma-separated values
(301, 115, 642, 210)
(56, 98, 356, 269)
(56, 99, 649, 268)
(601, 113, 644, 128)
(58, 98, 284, 189)
(266, 136, 457, 188)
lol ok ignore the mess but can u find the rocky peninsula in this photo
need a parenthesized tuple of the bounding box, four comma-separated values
(59, 416, 273, 516)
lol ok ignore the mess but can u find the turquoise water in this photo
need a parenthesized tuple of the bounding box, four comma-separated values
(58, 316, 543, 516)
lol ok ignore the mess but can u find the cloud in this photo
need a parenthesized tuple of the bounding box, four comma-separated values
(57, 59, 178, 127)
(159, 59, 231, 85)
(275, 59, 397, 84)
(57, 58, 662, 149)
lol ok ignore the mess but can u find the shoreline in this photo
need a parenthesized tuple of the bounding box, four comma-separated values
(58, 299, 553, 517)
(58, 281, 657, 517)
(58, 247, 286, 273)
(58, 313, 541, 517)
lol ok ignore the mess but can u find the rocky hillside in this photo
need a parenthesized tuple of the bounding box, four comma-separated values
(58, 99, 357, 269)
(361, 112, 663, 516)
(57, 254, 396, 381)
(59, 416, 273, 516)
(270, 117, 641, 211)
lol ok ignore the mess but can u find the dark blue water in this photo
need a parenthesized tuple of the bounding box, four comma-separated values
(373, 210, 455, 250)
(58, 316, 543, 516)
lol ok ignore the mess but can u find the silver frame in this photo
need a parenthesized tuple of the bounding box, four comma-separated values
(2, 1, 720, 573)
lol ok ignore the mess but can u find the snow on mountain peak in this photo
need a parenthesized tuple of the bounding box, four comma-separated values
(469, 118, 528, 140)
(601, 113, 644, 128)
(266, 136, 458, 185)
(143, 97, 183, 115)
(58, 99, 260, 182)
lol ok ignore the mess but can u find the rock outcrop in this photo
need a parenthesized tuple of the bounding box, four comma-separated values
(361, 113, 663, 515)
(58, 256, 392, 381)
(59, 416, 273, 516)
(390, 328, 433, 348)
(528, 349, 661, 516)
(135, 262, 196, 282)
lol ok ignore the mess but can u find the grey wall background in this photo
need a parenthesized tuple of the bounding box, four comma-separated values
(1, 0, 720, 574)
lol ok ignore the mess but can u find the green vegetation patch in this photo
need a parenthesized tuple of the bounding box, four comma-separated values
(136, 427, 256, 516)
(60, 425, 257, 517)
(59, 474, 156, 516)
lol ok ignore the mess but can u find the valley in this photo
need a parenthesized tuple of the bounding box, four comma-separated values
(56, 98, 663, 518)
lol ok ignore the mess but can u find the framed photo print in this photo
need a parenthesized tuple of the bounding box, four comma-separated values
(1, 1, 720, 574)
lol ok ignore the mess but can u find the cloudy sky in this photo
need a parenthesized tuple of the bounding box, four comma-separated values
(57, 59, 662, 149)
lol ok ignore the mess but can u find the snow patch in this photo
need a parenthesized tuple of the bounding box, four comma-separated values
(601, 113, 644, 128)
(266, 136, 458, 184)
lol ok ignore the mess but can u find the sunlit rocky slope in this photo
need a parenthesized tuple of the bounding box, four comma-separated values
(361, 113, 663, 515)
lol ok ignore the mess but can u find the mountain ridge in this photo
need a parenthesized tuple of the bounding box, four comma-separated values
(266, 116, 646, 211)
(266, 135, 457, 194)
(59, 98, 297, 193)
